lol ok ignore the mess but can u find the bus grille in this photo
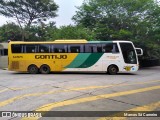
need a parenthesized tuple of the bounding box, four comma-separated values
(12, 61, 19, 69)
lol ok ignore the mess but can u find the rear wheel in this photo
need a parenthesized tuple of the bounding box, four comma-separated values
(40, 64, 50, 74)
(108, 65, 118, 75)
(28, 65, 38, 74)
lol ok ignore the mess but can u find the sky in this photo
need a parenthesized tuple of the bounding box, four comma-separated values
(0, 0, 84, 27)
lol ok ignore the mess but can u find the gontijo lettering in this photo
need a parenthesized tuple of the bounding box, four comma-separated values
(35, 55, 67, 59)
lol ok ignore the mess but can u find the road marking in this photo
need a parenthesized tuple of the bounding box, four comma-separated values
(97, 101, 160, 120)
(0, 85, 115, 107)
(0, 79, 159, 94)
(2, 79, 160, 93)
(0, 89, 8, 93)
(67, 79, 160, 90)
(21, 85, 160, 120)
(0, 87, 25, 94)
(0, 80, 160, 107)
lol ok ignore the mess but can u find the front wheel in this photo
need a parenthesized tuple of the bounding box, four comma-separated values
(108, 65, 118, 75)
(39, 64, 50, 74)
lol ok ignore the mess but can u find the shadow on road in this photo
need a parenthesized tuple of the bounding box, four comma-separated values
(10, 71, 136, 76)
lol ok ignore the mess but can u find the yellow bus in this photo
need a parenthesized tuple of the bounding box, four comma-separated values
(8, 40, 143, 74)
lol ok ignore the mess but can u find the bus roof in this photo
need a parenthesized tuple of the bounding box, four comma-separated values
(9, 40, 132, 44)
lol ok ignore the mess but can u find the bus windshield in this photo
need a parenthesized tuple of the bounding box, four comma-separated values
(120, 43, 137, 64)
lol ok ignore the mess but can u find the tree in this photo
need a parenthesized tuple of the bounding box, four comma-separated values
(48, 25, 96, 41)
(73, 0, 155, 40)
(24, 22, 57, 41)
(0, 22, 22, 42)
(0, 0, 58, 40)
(73, 0, 160, 59)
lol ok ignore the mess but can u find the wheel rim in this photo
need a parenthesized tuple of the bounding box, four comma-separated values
(28, 65, 38, 74)
(40, 65, 50, 74)
(111, 67, 116, 73)
(31, 67, 36, 72)
(108, 65, 118, 74)
(43, 67, 48, 72)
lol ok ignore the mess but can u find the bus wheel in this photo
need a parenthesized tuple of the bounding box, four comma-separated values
(108, 65, 118, 75)
(28, 65, 38, 74)
(40, 64, 50, 74)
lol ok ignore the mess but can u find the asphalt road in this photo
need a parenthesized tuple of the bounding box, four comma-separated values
(0, 67, 160, 120)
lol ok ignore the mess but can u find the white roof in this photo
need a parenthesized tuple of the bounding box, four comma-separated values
(0, 43, 8, 49)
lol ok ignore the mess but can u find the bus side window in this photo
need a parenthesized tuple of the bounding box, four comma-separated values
(85, 44, 97, 53)
(112, 43, 119, 53)
(90, 46, 97, 53)
(97, 44, 102, 53)
(0, 49, 2, 56)
(102, 43, 113, 53)
(70, 46, 80, 53)
(11, 44, 23, 53)
(38, 44, 50, 53)
(50, 45, 54, 52)
(68, 44, 84, 53)
(40, 49, 44, 52)
(54, 44, 67, 53)
(54, 48, 59, 53)
(58, 49, 64, 53)
(4, 49, 8, 56)
(25, 45, 38, 53)
(85, 44, 103, 53)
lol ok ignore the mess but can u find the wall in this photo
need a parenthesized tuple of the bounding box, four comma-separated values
(0, 43, 8, 69)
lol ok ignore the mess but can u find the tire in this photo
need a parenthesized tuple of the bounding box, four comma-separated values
(39, 64, 50, 74)
(108, 65, 118, 75)
(28, 65, 38, 74)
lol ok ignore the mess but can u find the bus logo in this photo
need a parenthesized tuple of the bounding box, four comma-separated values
(35, 55, 67, 59)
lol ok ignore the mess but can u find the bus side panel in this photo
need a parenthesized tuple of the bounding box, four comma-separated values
(63, 53, 103, 72)
(102, 53, 123, 72)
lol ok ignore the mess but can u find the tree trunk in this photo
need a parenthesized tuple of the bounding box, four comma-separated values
(21, 29, 25, 41)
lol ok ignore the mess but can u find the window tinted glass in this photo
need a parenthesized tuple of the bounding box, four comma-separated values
(0, 49, 2, 56)
(39, 44, 50, 53)
(102, 43, 119, 53)
(4, 49, 8, 56)
(50, 44, 54, 53)
(52, 44, 67, 53)
(85, 44, 102, 53)
(102, 43, 113, 53)
(68, 44, 84, 53)
(112, 43, 119, 53)
(25, 45, 38, 53)
(11, 44, 23, 53)
(85, 44, 96, 53)
(120, 43, 137, 64)
(97, 44, 103, 52)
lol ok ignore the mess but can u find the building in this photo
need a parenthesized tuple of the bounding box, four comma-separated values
(0, 43, 8, 69)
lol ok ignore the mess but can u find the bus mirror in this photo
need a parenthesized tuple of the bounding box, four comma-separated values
(136, 48, 143, 56)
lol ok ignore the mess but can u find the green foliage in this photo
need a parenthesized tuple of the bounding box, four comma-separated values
(0, 22, 22, 42)
(0, 0, 58, 40)
(73, 0, 160, 59)
(0, 0, 159, 60)
(0, 24, 95, 42)
(0, 0, 58, 28)
(48, 25, 95, 41)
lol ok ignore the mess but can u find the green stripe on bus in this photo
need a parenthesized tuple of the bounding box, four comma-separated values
(77, 53, 103, 68)
(65, 53, 91, 68)
(88, 41, 113, 44)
